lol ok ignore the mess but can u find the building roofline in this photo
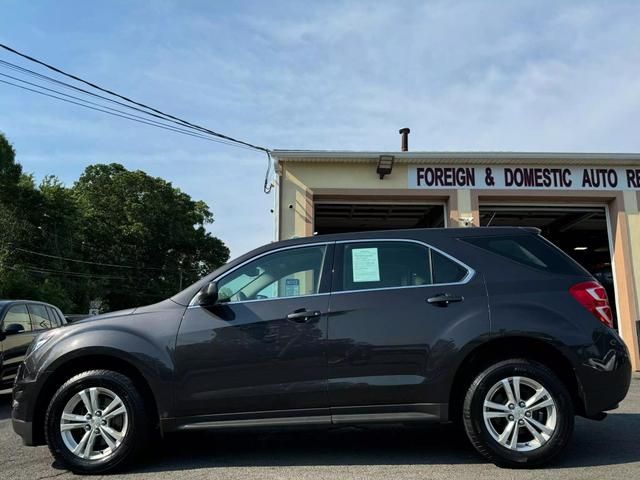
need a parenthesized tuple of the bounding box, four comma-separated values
(271, 150, 640, 165)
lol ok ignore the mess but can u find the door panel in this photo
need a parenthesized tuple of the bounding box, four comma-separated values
(327, 241, 488, 408)
(174, 295, 329, 417)
(173, 243, 334, 418)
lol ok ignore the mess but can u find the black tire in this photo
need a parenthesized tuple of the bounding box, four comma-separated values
(462, 358, 574, 468)
(45, 370, 149, 474)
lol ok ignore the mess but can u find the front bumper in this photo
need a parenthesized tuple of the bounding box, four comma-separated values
(12, 418, 34, 446)
(11, 362, 42, 446)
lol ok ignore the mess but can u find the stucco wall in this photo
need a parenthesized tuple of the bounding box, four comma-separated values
(279, 162, 475, 237)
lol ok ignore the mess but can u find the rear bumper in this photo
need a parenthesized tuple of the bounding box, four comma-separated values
(576, 338, 632, 416)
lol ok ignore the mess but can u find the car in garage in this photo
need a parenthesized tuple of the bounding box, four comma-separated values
(11, 227, 632, 473)
(0, 300, 67, 394)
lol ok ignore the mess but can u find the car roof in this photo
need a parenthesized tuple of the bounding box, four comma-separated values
(0, 299, 59, 308)
(270, 226, 540, 249)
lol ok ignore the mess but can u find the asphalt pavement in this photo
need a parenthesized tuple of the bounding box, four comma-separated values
(1, 374, 639, 480)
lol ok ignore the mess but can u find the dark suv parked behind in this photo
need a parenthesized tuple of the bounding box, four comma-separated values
(12, 227, 631, 473)
(1, 300, 67, 394)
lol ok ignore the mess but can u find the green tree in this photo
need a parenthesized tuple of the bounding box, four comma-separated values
(0, 132, 229, 312)
(0, 203, 24, 278)
(0, 131, 22, 205)
(0, 132, 44, 225)
(0, 132, 40, 298)
(72, 163, 229, 310)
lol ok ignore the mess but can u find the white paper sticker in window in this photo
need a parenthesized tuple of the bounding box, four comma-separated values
(352, 248, 380, 282)
(284, 278, 300, 296)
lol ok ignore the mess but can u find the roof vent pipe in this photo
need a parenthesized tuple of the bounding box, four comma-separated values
(399, 128, 410, 152)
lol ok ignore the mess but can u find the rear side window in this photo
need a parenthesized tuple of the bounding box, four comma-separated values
(47, 306, 63, 327)
(337, 241, 470, 292)
(28, 304, 51, 330)
(463, 234, 585, 275)
(342, 242, 431, 291)
(432, 251, 468, 283)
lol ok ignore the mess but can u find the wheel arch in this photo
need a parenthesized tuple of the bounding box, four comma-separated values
(448, 336, 584, 423)
(32, 352, 160, 445)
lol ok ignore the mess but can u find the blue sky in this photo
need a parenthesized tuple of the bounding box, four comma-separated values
(1, 0, 640, 257)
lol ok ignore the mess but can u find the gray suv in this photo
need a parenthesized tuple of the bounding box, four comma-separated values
(11, 227, 632, 473)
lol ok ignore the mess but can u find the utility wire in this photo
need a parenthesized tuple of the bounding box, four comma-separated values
(0, 43, 277, 193)
(3, 263, 125, 280)
(24, 266, 126, 280)
(0, 72, 216, 136)
(20, 226, 188, 263)
(1, 73, 276, 191)
(0, 77, 257, 149)
(13, 246, 197, 271)
(0, 60, 257, 150)
(263, 150, 274, 194)
(0, 59, 212, 127)
(0, 43, 270, 153)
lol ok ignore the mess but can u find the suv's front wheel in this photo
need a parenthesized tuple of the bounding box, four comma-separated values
(45, 369, 149, 474)
(463, 358, 574, 468)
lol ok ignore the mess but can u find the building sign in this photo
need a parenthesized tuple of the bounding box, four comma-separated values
(409, 165, 640, 191)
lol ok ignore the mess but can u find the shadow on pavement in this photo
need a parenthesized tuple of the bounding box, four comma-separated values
(129, 423, 478, 473)
(127, 412, 640, 474)
(555, 412, 640, 468)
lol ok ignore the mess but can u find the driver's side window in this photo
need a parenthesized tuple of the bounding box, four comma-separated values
(217, 245, 327, 303)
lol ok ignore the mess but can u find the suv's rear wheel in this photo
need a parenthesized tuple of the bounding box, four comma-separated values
(45, 370, 149, 474)
(463, 359, 574, 468)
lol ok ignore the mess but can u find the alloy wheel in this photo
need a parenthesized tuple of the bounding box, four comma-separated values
(482, 376, 557, 452)
(59, 387, 129, 460)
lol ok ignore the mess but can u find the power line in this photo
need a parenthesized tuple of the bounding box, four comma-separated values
(263, 150, 274, 194)
(0, 60, 259, 151)
(0, 71, 207, 133)
(0, 59, 206, 126)
(0, 43, 277, 194)
(13, 246, 197, 272)
(0, 77, 257, 150)
(13, 226, 211, 274)
(0, 43, 270, 153)
(24, 266, 126, 280)
(3, 263, 125, 280)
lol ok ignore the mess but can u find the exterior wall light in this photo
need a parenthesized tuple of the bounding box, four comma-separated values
(377, 155, 395, 179)
(459, 215, 474, 227)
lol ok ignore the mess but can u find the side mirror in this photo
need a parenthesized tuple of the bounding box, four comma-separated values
(4, 323, 25, 335)
(198, 282, 219, 306)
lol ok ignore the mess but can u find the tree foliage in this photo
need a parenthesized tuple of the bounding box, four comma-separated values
(0, 132, 229, 312)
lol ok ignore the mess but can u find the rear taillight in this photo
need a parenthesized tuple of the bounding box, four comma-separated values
(569, 281, 614, 328)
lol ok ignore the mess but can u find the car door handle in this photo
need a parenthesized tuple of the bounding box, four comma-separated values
(286, 309, 322, 323)
(427, 293, 464, 306)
